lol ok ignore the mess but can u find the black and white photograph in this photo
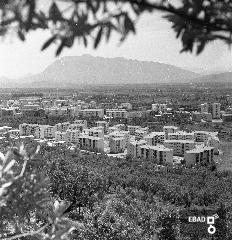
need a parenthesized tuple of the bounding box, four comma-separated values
(0, 0, 232, 239)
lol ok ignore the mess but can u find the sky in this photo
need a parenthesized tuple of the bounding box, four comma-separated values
(0, 11, 232, 78)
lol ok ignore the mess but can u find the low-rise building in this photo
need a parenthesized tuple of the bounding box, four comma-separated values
(167, 131, 194, 141)
(127, 140, 147, 158)
(184, 146, 214, 167)
(96, 121, 109, 133)
(79, 109, 104, 118)
(144, 132, 165, 146)
(109, 137, 126, 153)
(79, 134, 104, 152)
(135, 128, 149, 141)
(164, 140, 195, 156)
(127, 125, 141, 135)
(138, 144, 173, 164)
(163, 126, 179, 139)
(192, 111, 202, 122)
(106, 109, 128, 119)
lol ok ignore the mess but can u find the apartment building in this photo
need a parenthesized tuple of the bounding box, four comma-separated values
(212, 103, 221, 119)
(66, 129, 80, 143)
(164, 140, 195, 156)
(144, 132, 165, 146)
(200, 103, 209, 113)
(152, 103, 167, 112)
(55, 122, 70, 132)
(138, 144, 173, 164)
(135, 128, 149, 141)
(184, 146, 214, 167)
(19, 123, 40, 136)
(167, 131, 194, 141)
(96, 121, 109, 133)
(78, 134, 104, 152)
(79, 109, 104, 118)
(194, 131, 218, 142)
(106, 109, 128, 119)
(109, 137, 126, 153)
(127, 140, 147, 158)
(109, 130, 130, 146)
(83, 127, 104, 138)
(192, 111, 202, 122)
(163, 126, 179, 139)
(127, 125, 141, 135)
(44, 125, 56, 139)
(55, 131, 67, 142)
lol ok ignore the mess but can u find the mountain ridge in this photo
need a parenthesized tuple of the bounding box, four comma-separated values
(0, 55, 201, 88)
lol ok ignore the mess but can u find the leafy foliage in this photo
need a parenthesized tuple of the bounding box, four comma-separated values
(0, 0, 231, 55)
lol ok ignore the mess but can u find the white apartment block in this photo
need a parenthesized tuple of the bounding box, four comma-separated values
(78, 135, 104, 152)
(135, 128, 149, 141)
(194, 131, 218, 142)
(138, 144, 173, 164)
(66, 129, 80, 143)
(127, 125, 141, 135)
(164, 140, 195, 156)
(144, 132, 165, 146)
(212, 103, 221, 119)
(163, 126, 180, 139)
(96, 121, 109, 133)
(83, 127, 104, 138)
(44, 125, 56, 139)
(152, 103, 167, 112)
(127, 140, 147, 158)
(68, 123, 86, 131)
(184, 146, 214, 167)
(45, 107, 72, 116)
(108, 126, 119, 134)
(55, 131, 67, 142)
(109, 137, 126, 153)
(167, 131, 194, 141)
(200, 103, 209, 113)
(206, 135, 220, 154)
(80, 109, 104, 118)
(19, 123, 40, 136)
(192, 111, 202, 122)
(106, 109, 128, 119)
(55, 122, 70, 132)
(109, 130, 130, 146)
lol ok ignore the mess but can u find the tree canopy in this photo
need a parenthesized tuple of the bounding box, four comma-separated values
(0, 0, 232, 56)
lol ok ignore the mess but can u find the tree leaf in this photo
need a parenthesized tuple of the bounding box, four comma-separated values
(56, 40, 65, 56)
(41, 35, 57, 51)
(124, 14, 135, 34)
(49, 2, 62, 23)
(18, 31, 25, 41)
(94, 26, 103, 49)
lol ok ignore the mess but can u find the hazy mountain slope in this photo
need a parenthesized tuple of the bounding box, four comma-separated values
(0, 55, 200, 88)
(192, 72, 232, 84)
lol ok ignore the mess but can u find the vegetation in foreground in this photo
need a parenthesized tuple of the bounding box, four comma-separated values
(1, 142, 232, 240)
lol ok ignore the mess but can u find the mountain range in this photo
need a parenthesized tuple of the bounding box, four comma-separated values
(0, 54, 231, 88)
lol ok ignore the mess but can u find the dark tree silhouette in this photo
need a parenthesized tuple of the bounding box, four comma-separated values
(0, 0, 232, 56)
